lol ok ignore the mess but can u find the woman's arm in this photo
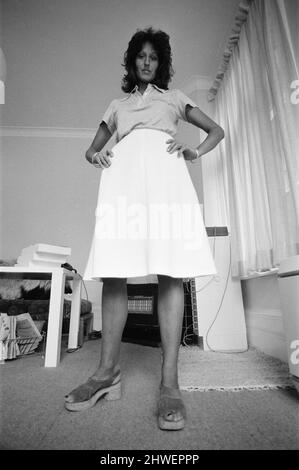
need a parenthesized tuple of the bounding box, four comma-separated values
(186, 105, 225, 158)
(166, 105, 224, 161)
(85, 122, 112, 164)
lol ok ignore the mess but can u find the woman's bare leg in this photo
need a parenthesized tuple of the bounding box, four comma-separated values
(92, 277, 128, 379)
(66, 277, 128, 400)
(157, 274, 184, 388)
(65, 277, 128, 405)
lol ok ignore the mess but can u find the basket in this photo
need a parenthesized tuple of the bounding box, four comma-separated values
(7, 331, 46, 358)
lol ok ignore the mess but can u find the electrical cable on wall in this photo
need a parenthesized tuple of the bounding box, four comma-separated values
(186, 228, 248, 354)
(204, 233, 248, 354)
(183, 233, 217, 349)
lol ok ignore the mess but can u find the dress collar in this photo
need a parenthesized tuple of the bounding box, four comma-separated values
(130, 83, 166, 94)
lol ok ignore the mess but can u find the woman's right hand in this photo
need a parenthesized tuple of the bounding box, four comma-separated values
(91, 149, 114, 169)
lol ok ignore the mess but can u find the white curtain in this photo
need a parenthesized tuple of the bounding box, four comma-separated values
(214, 0, 299, 278)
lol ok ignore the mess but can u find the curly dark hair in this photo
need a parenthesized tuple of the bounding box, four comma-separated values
(121, 26, 174, 93)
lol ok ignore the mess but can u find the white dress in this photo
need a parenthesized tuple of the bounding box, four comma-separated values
(83, 127, 217, 282)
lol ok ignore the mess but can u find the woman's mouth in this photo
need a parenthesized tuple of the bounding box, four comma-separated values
(142, 70, 151, 74)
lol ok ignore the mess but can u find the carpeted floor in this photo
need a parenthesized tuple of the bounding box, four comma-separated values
(1, 339, 298, 450)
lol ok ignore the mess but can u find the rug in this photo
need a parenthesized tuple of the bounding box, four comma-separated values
(178, 346, 295, 392)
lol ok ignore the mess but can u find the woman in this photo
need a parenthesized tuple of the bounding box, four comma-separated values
(65, 27, 224, 431)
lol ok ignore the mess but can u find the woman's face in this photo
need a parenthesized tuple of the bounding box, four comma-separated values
(135, 41, 159, 84)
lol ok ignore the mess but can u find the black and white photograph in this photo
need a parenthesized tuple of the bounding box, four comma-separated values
(0, 0, 298, 455)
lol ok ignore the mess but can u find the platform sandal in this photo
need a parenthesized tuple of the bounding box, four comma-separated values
(157, 385, 186, 431)
(64, 369, 121, 412)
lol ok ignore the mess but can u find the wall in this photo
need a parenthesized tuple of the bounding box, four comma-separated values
(241, 275, 288, 362)
(1, 93, 211, 331)
(2, 0, 239, 127)
(0, 111, 3, 259)
(0, 0, 237, 267)
(1, 0, 240, 328)
(0, 0, 4, 258)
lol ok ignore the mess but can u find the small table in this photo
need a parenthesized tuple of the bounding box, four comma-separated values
(0, 266, 82, 367)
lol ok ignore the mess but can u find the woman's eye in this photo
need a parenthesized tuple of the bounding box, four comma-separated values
(137, 54, 158, 61)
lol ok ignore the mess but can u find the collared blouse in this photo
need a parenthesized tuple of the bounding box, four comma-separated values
(100, 83, 198, 143)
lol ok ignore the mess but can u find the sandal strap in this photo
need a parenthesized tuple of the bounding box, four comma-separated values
(158, 388, 186, 420)
(67, 371, 120, 402)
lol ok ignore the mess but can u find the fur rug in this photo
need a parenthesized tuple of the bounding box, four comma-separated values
(0, 259, 51, 299)
(0, 279, 52, 300)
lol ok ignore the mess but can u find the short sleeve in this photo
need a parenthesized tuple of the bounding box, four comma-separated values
(174, 89, 198, 122)
(101, 99, 117, 135)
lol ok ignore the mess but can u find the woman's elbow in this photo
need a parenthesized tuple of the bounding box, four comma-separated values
(217, 126, 225, 140)
(85, 148, 93, 161)
(210, 125, 224, 142)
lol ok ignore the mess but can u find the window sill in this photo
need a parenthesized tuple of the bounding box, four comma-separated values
(239, 268, 279, 281)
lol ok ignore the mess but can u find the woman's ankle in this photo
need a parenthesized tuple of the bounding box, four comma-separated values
(92, 364, 120, 380)
(161, 366, 179, 389)
(160, 373, 179, 389)
(161, 381, 179, 390)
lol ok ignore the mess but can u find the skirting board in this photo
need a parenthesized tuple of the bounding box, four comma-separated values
(244, 308, 288, 363)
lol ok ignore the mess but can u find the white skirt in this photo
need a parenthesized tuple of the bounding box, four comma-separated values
(83, 128, 217, 282)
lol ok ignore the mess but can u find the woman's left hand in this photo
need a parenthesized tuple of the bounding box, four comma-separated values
(166, 139, 197, 161)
